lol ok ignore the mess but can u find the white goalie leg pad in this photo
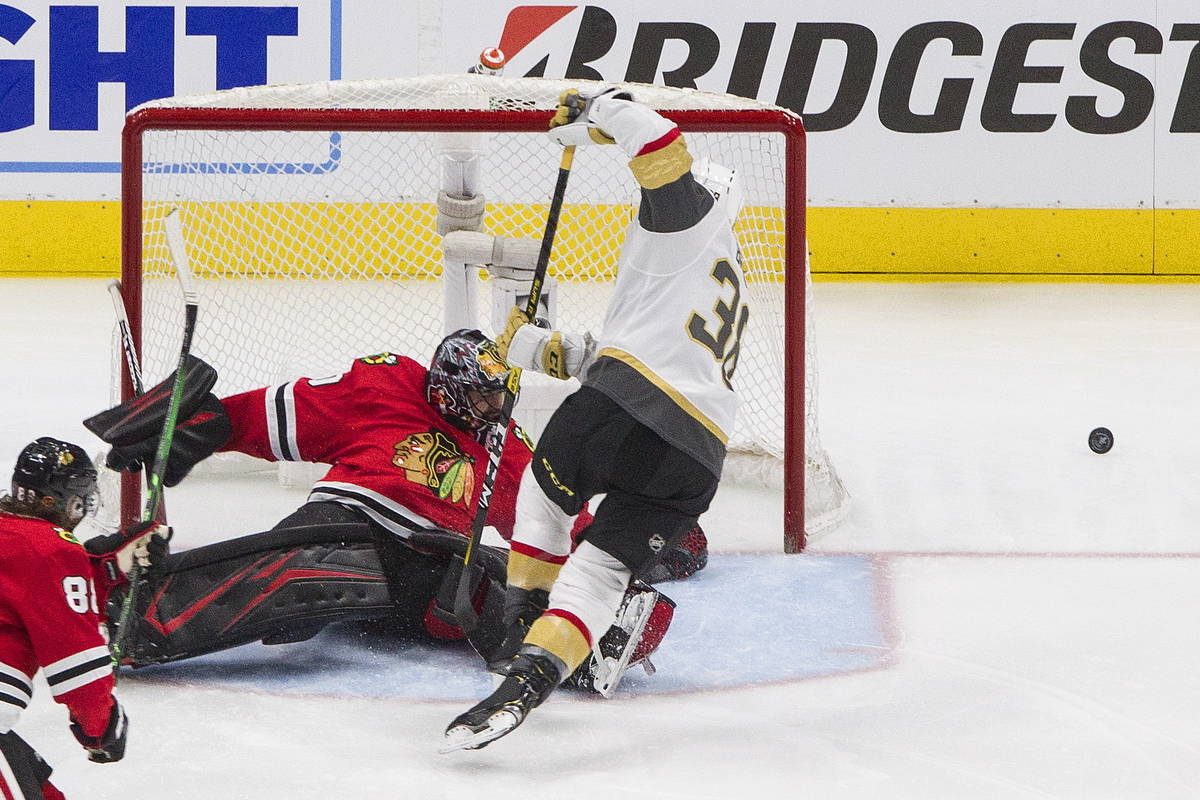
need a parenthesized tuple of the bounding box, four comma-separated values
(436, 130, 487, 235)
(545, 541, 632, 652)
(512, 463, 573, 558)
(487, 237, 540, 277)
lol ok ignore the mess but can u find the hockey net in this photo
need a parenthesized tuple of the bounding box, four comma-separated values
(116, 74, 847, 552)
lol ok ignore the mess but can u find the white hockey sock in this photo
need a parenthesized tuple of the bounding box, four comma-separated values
(511, 463, 573, 558)
(545, 541, 631, 646)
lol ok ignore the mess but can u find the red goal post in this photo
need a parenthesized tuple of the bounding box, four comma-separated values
(117, 75, 845, 552)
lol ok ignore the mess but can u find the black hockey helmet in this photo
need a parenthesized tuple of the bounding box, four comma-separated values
(426, 329, 514, 436)
(10, 437, 99, 528)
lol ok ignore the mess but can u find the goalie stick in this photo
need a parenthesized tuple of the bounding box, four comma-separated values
(453, 144, 576, 646)
(111, 208, 200, 667)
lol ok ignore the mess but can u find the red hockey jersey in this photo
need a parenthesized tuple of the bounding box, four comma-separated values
(0, 513, 116, 738)
(218, 353, 537, 541)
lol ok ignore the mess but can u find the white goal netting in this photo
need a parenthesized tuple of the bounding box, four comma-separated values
(118, 74, 847, 547)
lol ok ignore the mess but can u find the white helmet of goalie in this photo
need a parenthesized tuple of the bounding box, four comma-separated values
(692, 158, 744, 222)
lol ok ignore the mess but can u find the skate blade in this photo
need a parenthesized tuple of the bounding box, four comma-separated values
(438, 710, 519, 754)
(593, 592, 658, 698)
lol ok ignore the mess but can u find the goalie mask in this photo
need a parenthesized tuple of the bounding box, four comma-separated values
(10, 437, 99, 529)
(426, 329, 515, 437)
(692, 158, 744, 222)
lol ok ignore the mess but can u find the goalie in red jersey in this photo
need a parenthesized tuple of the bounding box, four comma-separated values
(85, 330, 705, 684)
(0, 438, 153, 800)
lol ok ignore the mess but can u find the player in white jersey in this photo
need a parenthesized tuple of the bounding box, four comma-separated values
(442, 87, 747, 752)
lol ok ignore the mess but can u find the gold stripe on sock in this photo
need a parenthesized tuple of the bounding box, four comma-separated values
(526, 615, 591, 673)
(506, 551, 564, 592)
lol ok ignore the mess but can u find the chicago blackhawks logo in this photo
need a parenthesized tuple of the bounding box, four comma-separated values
(392, 430, 476, 506)
(475, 344, 509, 380)
(360, 352, 399, 366)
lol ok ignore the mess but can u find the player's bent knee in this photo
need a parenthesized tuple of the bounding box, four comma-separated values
(584, 517, 702, 582)
(514, 464, 575, 555)
(643, 524, 709, 583)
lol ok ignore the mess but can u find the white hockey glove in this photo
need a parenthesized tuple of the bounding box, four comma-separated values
(547, 87, 632, 148)
(506, 318, 596, 380)
(85, 521, 170, 582)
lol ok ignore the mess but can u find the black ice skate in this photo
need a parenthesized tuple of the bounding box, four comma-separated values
(440, 650, 561, 753)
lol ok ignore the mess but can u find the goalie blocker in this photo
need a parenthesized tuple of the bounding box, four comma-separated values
(84, 355, 231, 488)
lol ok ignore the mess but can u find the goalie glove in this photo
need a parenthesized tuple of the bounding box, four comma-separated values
(507, 321, 596, 381)
(70, 701, 129, 764)
(85, 355, 231, 486)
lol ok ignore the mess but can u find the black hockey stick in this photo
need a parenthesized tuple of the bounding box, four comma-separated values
(453, 144, 576, 645)
(111, 208, 200, 667)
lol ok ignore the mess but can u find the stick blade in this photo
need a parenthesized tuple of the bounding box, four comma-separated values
(163, 208, 198, 301)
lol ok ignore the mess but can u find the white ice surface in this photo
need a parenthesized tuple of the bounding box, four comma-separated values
(2, 279, 1198, 799)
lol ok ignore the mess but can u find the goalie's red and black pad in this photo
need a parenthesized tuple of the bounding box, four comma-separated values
(115, 524, 369, 664)
(84, 354, 218, 446)
(115, 522, 389, 665)
(629, 589, 675, 664)
(113, 522, 510, 667)
(563, 585, 676, 694)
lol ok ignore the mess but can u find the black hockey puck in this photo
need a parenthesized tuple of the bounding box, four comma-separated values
(1088, 427, 1113, 454)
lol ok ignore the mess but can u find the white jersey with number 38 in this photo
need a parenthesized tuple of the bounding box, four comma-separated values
(594, 202, 747, 445)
